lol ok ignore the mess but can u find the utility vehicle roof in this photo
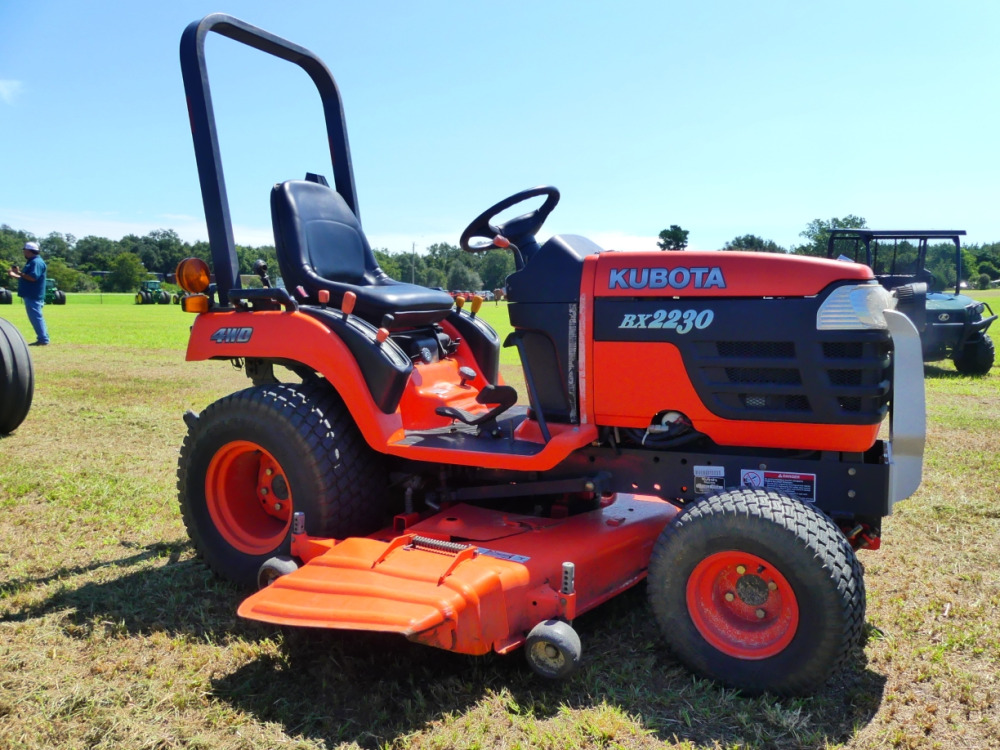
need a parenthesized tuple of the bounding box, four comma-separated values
(828, 229, 966, 240)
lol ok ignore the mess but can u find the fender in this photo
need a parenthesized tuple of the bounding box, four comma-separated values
(187, 309, 598, 469)
(187, 309, 408, 445)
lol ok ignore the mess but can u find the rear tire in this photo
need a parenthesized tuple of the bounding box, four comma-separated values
(0, 289, 11, 305)
(53, 290, 66, 305)
(177, 380, 391, 587)
(953, 334, 994, 375)
(0, 317, 34, 434)
(647, 488, 865, 696)
(158, 291, 171, 304)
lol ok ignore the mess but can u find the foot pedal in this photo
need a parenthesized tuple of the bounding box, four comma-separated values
(436, 384, 517, 432)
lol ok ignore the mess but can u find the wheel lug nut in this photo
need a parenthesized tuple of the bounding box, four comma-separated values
(768, 581, 777, 591)
(265, 468, 273, 476)
(261, 487, 269, 495)
(274, 502, 282, 511)
(736, 565, 746, 575)
(724, 592, 735, 602)
(756, 609, 766, 619)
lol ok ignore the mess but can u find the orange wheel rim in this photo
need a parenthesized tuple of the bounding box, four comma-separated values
(205, 440, 292, 555)
(686, 550, 799, 660)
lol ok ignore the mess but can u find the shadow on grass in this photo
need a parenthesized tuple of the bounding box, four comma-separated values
(213, 586, 887, 749)
(0, 541, 247, 638)
(923, 363, 992, 380)
(1, 546, 887, 749)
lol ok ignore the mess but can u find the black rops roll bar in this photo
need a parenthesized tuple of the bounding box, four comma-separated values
(179, 14, 358, 302)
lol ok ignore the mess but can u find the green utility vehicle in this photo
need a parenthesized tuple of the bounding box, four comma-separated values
(829, 230, 996, 374)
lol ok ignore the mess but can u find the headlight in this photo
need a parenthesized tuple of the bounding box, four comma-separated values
(817, 283, 898, 330)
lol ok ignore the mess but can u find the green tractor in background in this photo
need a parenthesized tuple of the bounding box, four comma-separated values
(45, 279, 67, 305)
(135, 279, 172, 305)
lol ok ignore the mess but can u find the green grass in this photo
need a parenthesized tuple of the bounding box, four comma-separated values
(1, 298, 998, 749)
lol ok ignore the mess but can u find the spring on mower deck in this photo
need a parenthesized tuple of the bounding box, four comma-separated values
(408, 535, 473, 555)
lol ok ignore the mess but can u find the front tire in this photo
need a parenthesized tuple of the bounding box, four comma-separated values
(953, 334, 994, 375)
(647, 489, 865, 696)
(177, 381, 390, 587)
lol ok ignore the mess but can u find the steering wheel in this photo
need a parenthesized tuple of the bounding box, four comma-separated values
(459, 186, 560, 253)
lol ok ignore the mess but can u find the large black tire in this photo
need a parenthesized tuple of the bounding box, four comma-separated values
(953, 334, 995, 375)
(177, 380, 391, 587)
(0, 317, 34, 434)
(647, 489, 865, 696)
(158, 291, 171, 304)
(53, 290, 66, 305)
(0, 289, 11, 305)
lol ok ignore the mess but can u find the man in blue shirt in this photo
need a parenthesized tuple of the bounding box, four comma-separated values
(8, 241, 49, 345)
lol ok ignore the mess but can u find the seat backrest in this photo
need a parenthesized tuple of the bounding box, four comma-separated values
(271, 177, 455, 329)
(271, 179, 379, 293)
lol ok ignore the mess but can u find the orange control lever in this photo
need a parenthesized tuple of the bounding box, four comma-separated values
(342, 290, 357, 316)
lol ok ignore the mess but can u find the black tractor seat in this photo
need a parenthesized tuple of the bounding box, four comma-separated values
(271, 178, 454, 329)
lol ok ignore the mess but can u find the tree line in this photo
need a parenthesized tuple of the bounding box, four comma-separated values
(0, 225, 516, 295)
(4, 214, 1000, 296)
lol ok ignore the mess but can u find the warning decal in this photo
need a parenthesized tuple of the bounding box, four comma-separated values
(740, 469, 816, 503)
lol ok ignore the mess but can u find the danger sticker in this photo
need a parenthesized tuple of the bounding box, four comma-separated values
(740, 470, 816, 503)
(693, 465, 725, 495)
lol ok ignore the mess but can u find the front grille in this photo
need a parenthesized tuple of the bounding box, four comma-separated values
(691, 336, 891, 425)
(823, 342, 864, 359)
(726, 367, 801, 385)
(717, 341, 796, 359)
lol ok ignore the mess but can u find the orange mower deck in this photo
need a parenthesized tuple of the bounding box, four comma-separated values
(238, 495, 678, 656)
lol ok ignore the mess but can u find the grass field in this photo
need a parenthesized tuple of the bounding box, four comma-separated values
(1, 292, 998, 749)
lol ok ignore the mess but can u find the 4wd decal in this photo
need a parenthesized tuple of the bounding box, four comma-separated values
(608, 266, 726, 291)
(619, 308, 714, 333)
(210, 326, 253, 344)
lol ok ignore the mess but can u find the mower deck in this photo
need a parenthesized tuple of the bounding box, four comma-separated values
(238, 495, 678, 655)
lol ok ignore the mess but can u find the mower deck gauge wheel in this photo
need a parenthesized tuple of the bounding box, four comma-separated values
(525, 619, 582, 679)
(257, 555, 300, 589)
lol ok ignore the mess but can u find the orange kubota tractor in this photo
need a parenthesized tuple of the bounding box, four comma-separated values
(175, 14, 925, 695)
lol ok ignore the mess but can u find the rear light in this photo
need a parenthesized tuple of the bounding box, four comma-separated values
(176, 258, 211, 294)
(817, 283, 897, 330)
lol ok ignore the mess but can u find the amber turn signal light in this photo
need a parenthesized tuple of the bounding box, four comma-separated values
(181, 294, 210, 314)
(176, 258, 211, 294)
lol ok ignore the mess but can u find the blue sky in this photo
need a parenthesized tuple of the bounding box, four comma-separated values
(2, 1, 999, 255)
